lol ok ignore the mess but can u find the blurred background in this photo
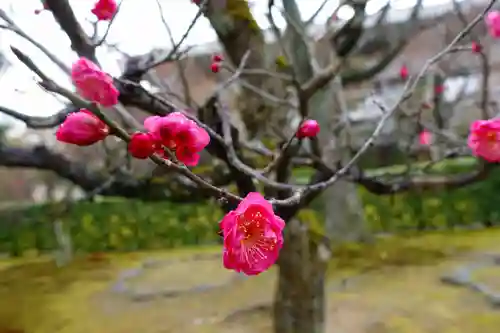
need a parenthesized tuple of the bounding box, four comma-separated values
(1, 0, 500, 332)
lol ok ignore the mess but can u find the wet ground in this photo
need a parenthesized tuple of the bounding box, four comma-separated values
(1, 229, 500, 333)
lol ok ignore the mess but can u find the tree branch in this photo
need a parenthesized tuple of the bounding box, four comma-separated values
(44, 0, 97, 62)
(342, 0, 424, 85)
(10, 46, 251, 206)
(0, 143, 220, 203)
(0, 105, 75, 129)
(0, 9, 70, 74)
(354, 162, 493, 195)
(271, 0, 496, 207)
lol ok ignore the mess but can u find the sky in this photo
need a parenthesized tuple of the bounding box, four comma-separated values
(0, 0, 469, 136)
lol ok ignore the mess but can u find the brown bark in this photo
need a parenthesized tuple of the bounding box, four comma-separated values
(273, 219, 329, 333)
(202, 0, 284, 137)
(44, 0, 97, 62)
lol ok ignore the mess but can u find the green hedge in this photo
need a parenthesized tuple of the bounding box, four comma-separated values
(361, 162, 500, 232)
(0, 158, 499, 256)
(306, 157, 497, 232)
(0, 200, 222, 256)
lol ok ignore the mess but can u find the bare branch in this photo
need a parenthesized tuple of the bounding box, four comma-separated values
(259, 123, 301, 175)
(301, 61, 344, 100)
(305, 0, 331, 26)
(342, 0, 423, 85)
(272, 0, 497, 207)
(0, 0, 495, 221)
(154, 0, 193, 106)
(0, 143, 216, 202)
(355, 162, 492, 195)
(44, 0, 96, 62)
(128, 0, 208, 78)
(0, 105, 74, 129)
(11, 46, 246, 205)
(216, 102, 299, 191)
(93, 0, 124, 47)
(0, 9, 70, 74)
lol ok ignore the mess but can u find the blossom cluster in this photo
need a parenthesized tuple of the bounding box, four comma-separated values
(57, 53, 318, 275)
(60, 57, 210, 166)
(135, 112, 210, 166)
(52, 5, 500, 276)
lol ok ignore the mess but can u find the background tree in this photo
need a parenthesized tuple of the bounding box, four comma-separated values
(0, 0, 497, 332)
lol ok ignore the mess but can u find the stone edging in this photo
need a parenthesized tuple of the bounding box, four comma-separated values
(441, 253, 500, 308)
(111, 253, 247, 302)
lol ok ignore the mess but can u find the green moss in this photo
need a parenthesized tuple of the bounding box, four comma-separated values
(225, 0, 261, 32)
(328, 230, 479, 273)
(274, 55, 289, 69)
(2, 229, 500, 332)
(0, 247, 224, 333)
(0, 258, 111, 332)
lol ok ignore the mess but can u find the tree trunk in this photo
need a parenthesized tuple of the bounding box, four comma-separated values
(272, 6, 369, 332)
(323, 179, 368, 242)
(203, 0, 287, 138)
(53, 219, 73, 267)
(273, 79, 369, 333)
(273, 219, 329, 333)
(311, 76, 370, 244)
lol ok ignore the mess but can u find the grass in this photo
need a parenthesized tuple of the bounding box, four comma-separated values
(1, 228, 500, 333)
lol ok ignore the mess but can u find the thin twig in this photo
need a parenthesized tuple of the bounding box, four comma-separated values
(154, 0, 193, 106)
(0, 9, 70, 74)
(271, 0, 497, 206)
(139, 0, 209, 74)
(94, 0, 125, 47)
(11, 46, 243, 203)
(259, 124, 301, 175)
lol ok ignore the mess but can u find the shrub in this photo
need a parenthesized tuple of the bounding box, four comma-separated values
(0, 200, 222, 256)
(1, 158, 499, 256)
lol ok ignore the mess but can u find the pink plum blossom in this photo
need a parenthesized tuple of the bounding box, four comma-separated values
(468, 118, 500, 162)
(486, 11, 500, 38)
(219, 192, 285, 276)
(56, 109, 109, 146)
(419, 131, 432, 146)
(296, 119, 320, 139)
(91, 0, 117, 21)
(142, 112, 210, 166)
(71, 57, 119, 107)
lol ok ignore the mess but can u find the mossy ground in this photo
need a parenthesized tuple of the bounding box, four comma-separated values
(1, 229, 500, 333)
